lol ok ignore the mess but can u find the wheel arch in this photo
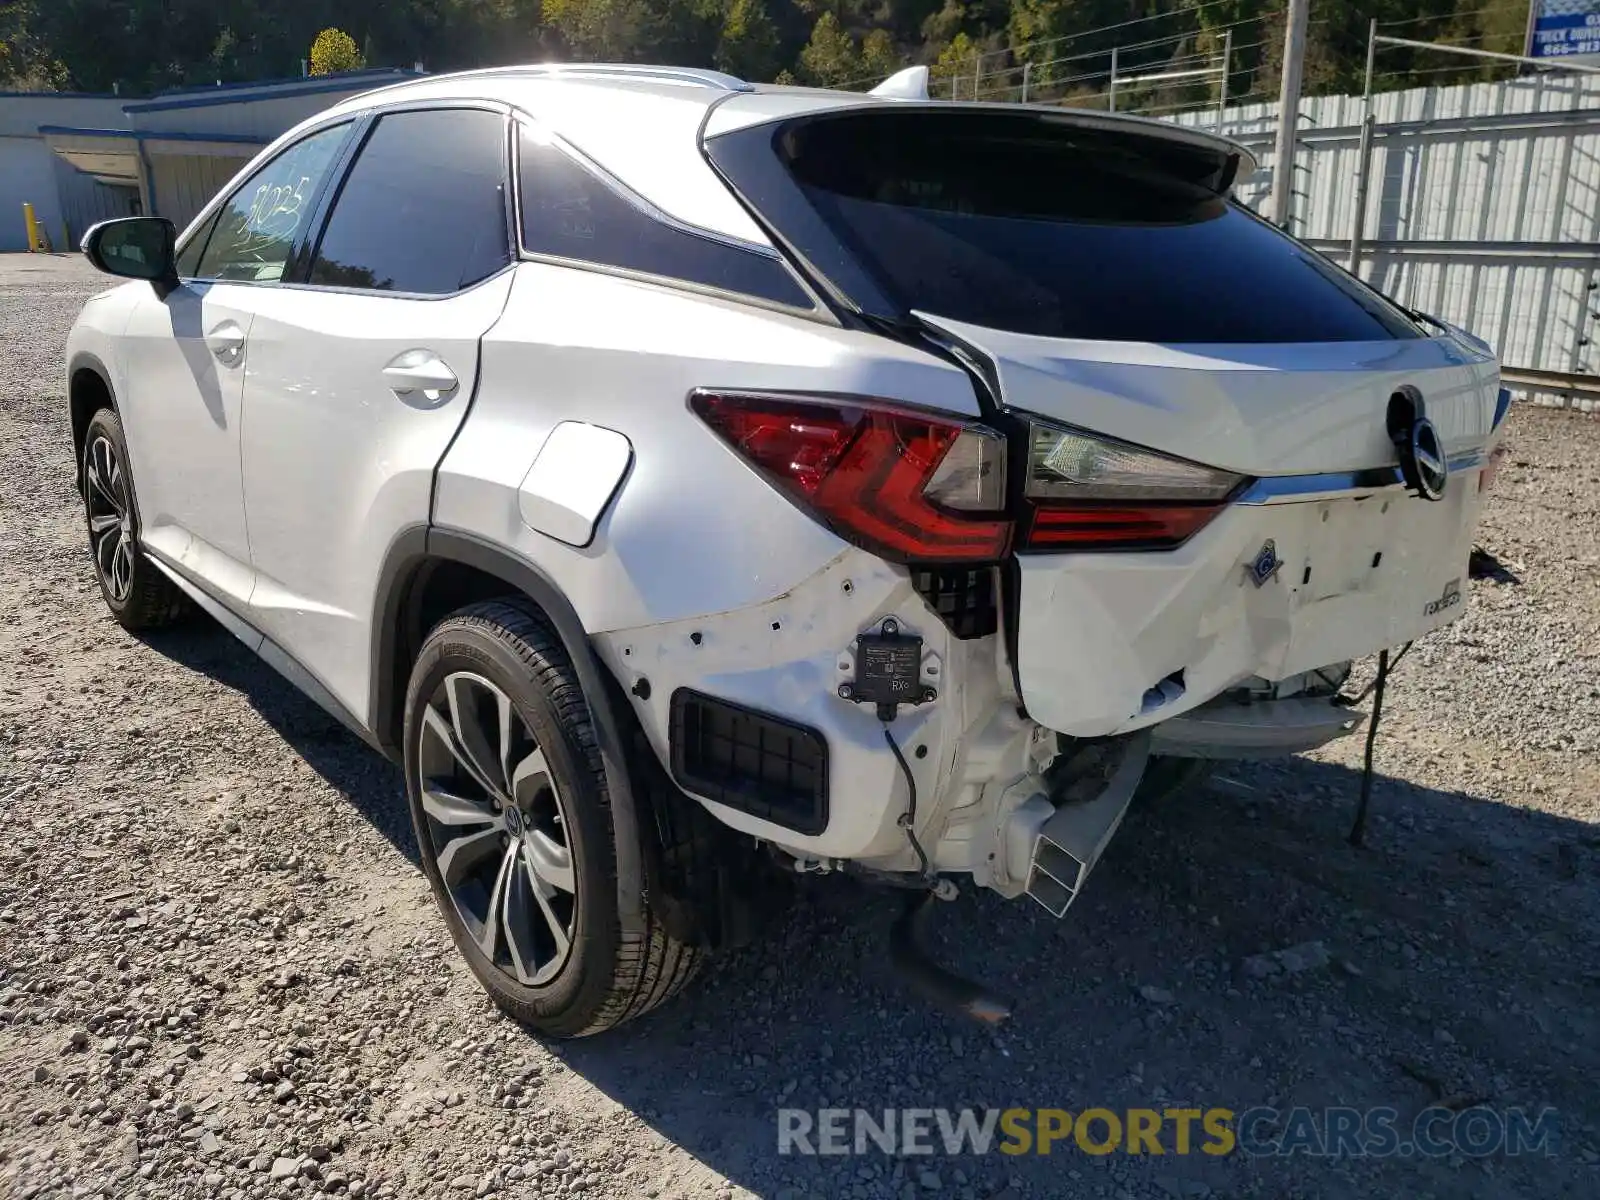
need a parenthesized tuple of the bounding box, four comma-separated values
(372, 527, 650, 936)
(68, 352, 116, 492)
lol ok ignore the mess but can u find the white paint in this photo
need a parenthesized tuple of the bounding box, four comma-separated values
(517, 422, 633, 547)
(869, 67, 930, 101)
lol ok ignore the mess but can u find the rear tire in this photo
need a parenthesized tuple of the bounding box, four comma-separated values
(81, 408, 188, 631)
(403, 599, 702, 1037)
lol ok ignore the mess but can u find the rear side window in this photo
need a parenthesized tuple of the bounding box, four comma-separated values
(194, 123, 349, 283)
(310, 108, 510, 294)
(724, 111, 1418, 343)
(517, 126, 811, 309)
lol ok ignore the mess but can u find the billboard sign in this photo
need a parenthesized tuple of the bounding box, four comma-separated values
(1527, 0, 1600, 61)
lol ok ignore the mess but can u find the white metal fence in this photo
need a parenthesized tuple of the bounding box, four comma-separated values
(1175, 74, 1600, 409)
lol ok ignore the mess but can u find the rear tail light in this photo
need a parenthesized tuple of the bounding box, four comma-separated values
(690, 390, 1010, 563)
(1023, 422, 1243, 550)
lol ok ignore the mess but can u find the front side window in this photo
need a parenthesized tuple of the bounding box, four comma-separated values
(194, 123, 350, 283)
(175, 210, 221, 278)
(309, 108, 510, 294)
(518, 126, 811, 309)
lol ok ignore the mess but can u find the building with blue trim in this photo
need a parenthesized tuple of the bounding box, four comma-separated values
(2, 68, 419, 251)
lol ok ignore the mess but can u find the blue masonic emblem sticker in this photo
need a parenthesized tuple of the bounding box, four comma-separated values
(1245, 539, 1283, 588)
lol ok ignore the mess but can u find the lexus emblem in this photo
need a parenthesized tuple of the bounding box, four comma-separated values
(1408, 417, 1449, 501)
(1387, 387, 1449, 502)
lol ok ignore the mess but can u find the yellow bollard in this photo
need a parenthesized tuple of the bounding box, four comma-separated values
(22, 202, 43, 253)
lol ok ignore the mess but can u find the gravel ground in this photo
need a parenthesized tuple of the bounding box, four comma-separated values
(2, 253, 1598, 1200)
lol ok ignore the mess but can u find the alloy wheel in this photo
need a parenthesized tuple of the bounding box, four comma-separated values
(85, 434, 135, 603)
(416, 671, 578, 987)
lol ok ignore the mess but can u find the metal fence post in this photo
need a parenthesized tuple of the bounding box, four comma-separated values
(1217, 29, 1232, 132)
(1021, 61, 1031, 103)
(1269, 0, 1311, 226)
(973, 50, 982, 101)
(1109, 46, 1119, 112)
(1349, 19, 1379, 275)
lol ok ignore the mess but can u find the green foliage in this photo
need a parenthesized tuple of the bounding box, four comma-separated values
(716, 0, 782, 80)
(860, 27, 896, 79)
(309, 27, 363, 75)
(931, 29, 975, 79)
(799, 12, 860, 86)
(0, 0, 1537, 105)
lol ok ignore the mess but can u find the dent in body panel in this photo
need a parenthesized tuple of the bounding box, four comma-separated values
(917, 314, 1500, 477)
(1015, 472, 1485, 738)
(592, 545, 1000, 865)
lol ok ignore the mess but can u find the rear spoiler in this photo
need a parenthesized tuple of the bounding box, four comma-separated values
(710, 92, 1258, 182)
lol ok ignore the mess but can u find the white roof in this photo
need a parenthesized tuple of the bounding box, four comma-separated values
(298, 64, 1254, 248)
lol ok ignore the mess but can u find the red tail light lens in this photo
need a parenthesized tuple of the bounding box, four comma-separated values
(1022, 421, 1243, 550)
(1027, 505, 1222, 548)
(691, 391, 1011, 563)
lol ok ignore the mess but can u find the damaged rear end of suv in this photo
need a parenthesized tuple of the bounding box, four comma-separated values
(659, 96, 1507, 1017)
(69, 67, 1505, 1035)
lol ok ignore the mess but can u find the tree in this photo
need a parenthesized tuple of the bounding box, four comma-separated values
(860, 27, 897, 80)
(799, 11, 859, 86)
(716, 0, 782, 80)
(931, 29, 975, 89)
(309, 27, 364, 75)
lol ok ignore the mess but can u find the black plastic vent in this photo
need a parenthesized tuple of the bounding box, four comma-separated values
(913, 566, 998, 639)
(669, 689, 829, 836)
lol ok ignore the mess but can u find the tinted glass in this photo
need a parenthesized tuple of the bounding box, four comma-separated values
(518, 128, 810, 309)
(175, 210, 220, 278)
(772, 112, 1418, 343)
(195, 123, 349, 283)
(310, 109, 510, 294)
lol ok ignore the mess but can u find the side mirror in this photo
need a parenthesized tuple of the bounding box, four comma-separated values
(83, 217, 179, 294)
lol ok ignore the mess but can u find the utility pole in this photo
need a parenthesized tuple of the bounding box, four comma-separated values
(1269, 0, 1310, 228)
(1348, 18, 1379, 274)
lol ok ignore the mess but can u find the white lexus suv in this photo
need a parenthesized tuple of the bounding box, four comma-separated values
(66, 64, 1506, 1036)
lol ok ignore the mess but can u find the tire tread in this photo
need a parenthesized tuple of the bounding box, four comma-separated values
(83, 408, 188, 631)
(427, 599, 703, 1036)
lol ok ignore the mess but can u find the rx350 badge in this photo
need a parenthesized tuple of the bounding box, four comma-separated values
(1424, 578, 1462, 616)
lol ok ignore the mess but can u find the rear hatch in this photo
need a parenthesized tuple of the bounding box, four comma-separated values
(705, 104, 1504, 734)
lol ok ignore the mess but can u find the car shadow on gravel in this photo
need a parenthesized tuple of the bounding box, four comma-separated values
(136, 620, 420, 866)
(550, 755, 1598, 1200)
(136, 620, 1596, 1199)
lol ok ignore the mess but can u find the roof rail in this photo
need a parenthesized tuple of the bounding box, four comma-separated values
(368, 62, 753, 95)
(511, 63, 754, 91)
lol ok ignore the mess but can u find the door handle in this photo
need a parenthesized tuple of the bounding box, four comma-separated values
(382, 349, 459, 406)
(207, 321, 246, 366)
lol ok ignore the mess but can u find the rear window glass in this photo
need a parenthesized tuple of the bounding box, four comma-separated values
(772, 112, 1419, 343)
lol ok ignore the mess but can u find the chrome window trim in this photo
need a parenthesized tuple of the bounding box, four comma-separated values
(1234, 447, 1488, 505)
